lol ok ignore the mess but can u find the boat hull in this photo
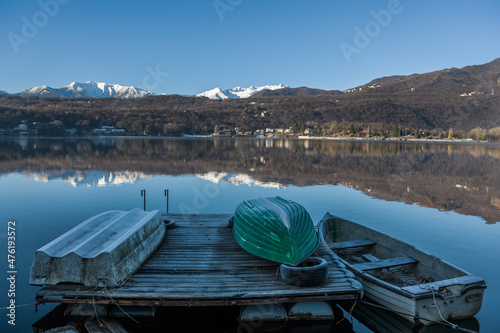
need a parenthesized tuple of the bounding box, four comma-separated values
(345, 300, 480, 333)
(358, 270, 485, 325)
(30, 209, 165, 287)
(318, 213, 486, 325)
(233, 196, 318, 266)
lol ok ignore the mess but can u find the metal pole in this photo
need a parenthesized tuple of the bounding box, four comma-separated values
(141, 189, 146, 211)
(164, 189, 169, 213)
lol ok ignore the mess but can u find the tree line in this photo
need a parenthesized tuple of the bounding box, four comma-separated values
(0, 92, 499, 141)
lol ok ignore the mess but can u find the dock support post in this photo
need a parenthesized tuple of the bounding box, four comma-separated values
(141, 190, 146, 211)
(164, 189, 169, 213)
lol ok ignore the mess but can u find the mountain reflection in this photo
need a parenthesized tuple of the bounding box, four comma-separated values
(1, 137, 499, 223)
(22, 170, 151, 187)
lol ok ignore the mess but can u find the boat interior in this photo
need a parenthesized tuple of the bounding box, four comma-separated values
(320, 215, 468, 291)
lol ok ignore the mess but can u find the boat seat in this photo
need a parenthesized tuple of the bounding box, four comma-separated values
(331, 239, 376, 250)
(362, 254, 380, 262)
(353, 256, 418, 271)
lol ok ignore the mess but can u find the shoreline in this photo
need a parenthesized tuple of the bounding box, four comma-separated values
(1, 135, 497, 145)
(296, 135, 492, 144)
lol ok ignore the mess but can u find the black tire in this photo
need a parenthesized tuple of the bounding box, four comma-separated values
(163, 219, 176, 229)
(280, 257, 329, 287)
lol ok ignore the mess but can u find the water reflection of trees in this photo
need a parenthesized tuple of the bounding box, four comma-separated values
(1, 138, 498, 223)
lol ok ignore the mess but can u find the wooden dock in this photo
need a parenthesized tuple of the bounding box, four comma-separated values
(35, 214, 363, 307)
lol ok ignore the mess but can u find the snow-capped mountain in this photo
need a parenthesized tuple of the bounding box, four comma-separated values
(0, 90, 8, 95)
(197, 172, 285, 189)
(23, 170, 151, 187)
(14, 82, 288, 99)
(19, 81, 154, 99)
(196, 84, 288, 99)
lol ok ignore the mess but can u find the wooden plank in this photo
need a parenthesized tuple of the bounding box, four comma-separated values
(37, 293, 360, 307)
(37, 278, 358, 298)
(362, 254, 380, 262)
(37, 286, 360, 299)
(331, 238, 376, 250)
(36, 214, 363, 307)
(353, 256, 418, 271)
(100, 318, 128, 333)
(130, 270, 353, 280)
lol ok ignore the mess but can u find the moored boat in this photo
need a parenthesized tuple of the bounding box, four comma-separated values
(233, 196, 318, 266)
(318, 213, 486, 326)
(30, 209, 166, 287)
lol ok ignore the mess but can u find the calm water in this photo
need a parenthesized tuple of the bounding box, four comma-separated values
(0, 137, 499, 332)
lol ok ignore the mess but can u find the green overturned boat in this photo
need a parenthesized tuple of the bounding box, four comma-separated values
(233, 196, 318, 266)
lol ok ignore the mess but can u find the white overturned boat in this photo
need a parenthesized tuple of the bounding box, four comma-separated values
(30, 209, 165, 287)
(318, 213, 486, 326)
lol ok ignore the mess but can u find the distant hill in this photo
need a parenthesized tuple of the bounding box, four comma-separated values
(328, 58, 500, 130)
(251, 86, 337, 97)
(1, 58, 499, 132)
(352, 58, 500, 95)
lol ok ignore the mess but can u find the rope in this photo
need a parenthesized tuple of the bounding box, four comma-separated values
(74, 282, 140, 324)
(335, 300, 357, 325)
(92, 295, 104, 327)
(427, 286, 457, 327)
(358, 300, 479, 333)
(75, 285, 103, 294)
(424, 286, 477, 333)
(273, 265, 280, 281)
(103, 286, 140, 324)
(0, 302, 37, 310)
(1, 280, 142, 327)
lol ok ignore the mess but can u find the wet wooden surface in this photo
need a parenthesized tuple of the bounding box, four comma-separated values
(36, 214, 362, 306)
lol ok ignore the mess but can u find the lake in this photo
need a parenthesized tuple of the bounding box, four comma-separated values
(0, 137, 499, 332)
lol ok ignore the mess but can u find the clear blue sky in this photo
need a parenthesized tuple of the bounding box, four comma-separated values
(1, 0, 499, 95)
